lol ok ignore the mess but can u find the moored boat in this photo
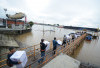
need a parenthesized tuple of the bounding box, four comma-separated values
(86, 35, 92, 41)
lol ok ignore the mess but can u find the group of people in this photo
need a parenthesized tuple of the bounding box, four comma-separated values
(38, 34, 74, 64)
(7, 32, 84, 68)
(38, 37, 58, 63)
(7, 37, 59, 68)
(7, 36, 72, 68)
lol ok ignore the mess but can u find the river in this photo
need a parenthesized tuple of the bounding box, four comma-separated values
(72, 32, 100, 67)
(15, 24, 75, 48)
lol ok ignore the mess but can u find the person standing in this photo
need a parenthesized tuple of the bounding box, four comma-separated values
(53, 37, 58, 54)
(38, 39, 47, 63)
(62, 35, 67, 47)
(7, 47, 21, 68)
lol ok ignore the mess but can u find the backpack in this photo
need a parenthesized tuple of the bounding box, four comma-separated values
(6, 59, 13, 67)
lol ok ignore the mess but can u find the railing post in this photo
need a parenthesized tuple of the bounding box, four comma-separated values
(29, 65, 31, 68)
(34, 45, 35, 59)
(45, 55, 48, 63)
(50, 42, 52, 50)
(61, 46, 63, 53)
(56, 48, 58, 55)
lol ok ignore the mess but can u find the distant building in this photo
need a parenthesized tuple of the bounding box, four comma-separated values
(7, 19, 25, 29)
(0, 18, 25, 29)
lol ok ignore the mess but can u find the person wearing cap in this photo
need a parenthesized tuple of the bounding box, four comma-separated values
(38, 39, 47, 63)
(53, 37, 58, 54)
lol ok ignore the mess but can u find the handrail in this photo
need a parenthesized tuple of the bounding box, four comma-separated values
(0, 44, 38, 56)
(0, 38, 62, 56)
(0, 38, 61, 59)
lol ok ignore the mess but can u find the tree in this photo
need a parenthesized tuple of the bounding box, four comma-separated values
(29, 21, 34, 27)
(57, 24, 59, 26)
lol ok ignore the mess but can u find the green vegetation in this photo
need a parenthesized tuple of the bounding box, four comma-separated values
(53, 24, 59, 26)
(57, 24, 59, 26)
(26, 21, 34, 29)
(29, 21, 34, 27)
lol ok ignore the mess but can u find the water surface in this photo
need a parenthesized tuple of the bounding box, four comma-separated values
(72, 32, 100, 67)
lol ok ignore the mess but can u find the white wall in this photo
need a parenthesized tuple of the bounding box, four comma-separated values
(0, 19, 3, 26)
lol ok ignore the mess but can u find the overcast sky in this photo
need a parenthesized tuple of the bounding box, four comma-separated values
(0, 0, 100, 28)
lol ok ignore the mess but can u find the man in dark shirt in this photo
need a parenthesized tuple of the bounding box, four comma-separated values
(38, 39, 47, 63)
(7, 47, 21, 68)
(53, 37, 58, 54)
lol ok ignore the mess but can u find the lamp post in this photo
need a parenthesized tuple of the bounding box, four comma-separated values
(4, 8, 8, 28)
(43, 20, 44, 38)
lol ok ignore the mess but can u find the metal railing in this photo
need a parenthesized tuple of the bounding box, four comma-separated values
(0, 38, 62, 68)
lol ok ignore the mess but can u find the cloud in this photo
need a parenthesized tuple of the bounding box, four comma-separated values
(0, 0, 100, 28)
(41, 0, 100, 28)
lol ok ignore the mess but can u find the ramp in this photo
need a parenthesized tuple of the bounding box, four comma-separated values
(42, 53, 80, 68)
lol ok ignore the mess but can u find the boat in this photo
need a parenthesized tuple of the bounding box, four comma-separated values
(86, 35, 92, 41)
(92, 35, 98, 39)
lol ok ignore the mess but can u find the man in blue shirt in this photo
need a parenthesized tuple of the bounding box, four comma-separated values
(53, 37, 58, 54)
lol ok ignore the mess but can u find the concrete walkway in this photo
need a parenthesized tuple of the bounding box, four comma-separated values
(42, 53, 80, 68)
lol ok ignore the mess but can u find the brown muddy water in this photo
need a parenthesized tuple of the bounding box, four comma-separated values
(71, 32, 100, 67)
(15, 24, 75, 48)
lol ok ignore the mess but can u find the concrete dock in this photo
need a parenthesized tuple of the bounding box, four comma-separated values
(0, 28, 31, 34)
